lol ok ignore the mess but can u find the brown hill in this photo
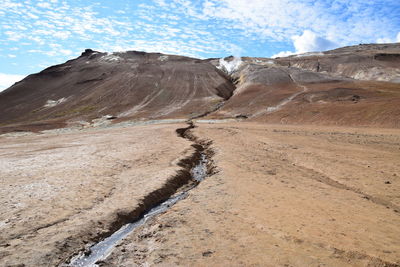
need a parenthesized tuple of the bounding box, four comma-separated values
(275, 43, 400, 82)
(0, 50, 234, 133)
(207, 43, 400, 128)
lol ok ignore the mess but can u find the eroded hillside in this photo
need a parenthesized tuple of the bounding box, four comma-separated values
(0, 50, 234, 133)
(207, 44, 400, 127)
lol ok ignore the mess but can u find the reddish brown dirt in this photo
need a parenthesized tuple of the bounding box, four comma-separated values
(249, 80, 400, 127)
(208, 66, 400, 128)
(103, 122, 400, 266)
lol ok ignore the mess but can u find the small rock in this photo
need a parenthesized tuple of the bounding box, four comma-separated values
(202, 250, 214, 257)
(84, 250, 92, 256)
(235, 114, 248, 119)
(384, 181, 391, 184)
(104, 115, 117, 120)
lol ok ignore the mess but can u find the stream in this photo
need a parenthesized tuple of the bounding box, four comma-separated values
(68, 145, 208, 266)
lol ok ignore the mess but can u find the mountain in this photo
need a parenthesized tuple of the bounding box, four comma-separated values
(275, 43, 400, 83)
(0, 50, 234, 133)
(1, 43, 400, 133)
(207, 43, 400, 127)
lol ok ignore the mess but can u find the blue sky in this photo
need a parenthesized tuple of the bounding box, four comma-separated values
(1, 0, 399, 90)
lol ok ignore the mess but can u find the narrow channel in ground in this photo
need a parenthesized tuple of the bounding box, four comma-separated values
(66, 65, 235, 267)
(65, 122, 213, 267)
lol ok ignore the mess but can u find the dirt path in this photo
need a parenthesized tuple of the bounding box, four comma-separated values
(103, 122, 400, 266)
(253, 71, 309, 116)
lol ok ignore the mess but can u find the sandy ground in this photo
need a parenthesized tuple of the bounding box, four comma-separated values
(103, 122, 400, 266)
(0, 122, 193, 266)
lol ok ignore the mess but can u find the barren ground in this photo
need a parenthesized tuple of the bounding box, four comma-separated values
(0, 122, 193, 266)
(1, 121, 399, 266)
(103, 122, 400, 266)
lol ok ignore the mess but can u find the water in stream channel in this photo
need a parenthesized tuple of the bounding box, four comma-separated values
(68, 152, 208, 267)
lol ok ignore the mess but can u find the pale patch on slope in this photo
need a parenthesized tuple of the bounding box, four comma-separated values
(158, 55, 169, 61)
(44, 97, 67, 108)
(100, 53, 123, 62)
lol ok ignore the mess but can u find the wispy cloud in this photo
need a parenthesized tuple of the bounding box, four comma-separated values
(201, 0, 400, 45)
(0, 0, 399, 77)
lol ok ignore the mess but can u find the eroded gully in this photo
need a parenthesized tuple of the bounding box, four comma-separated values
(64, 121, 214, 267)
(63, 64, 237, 267)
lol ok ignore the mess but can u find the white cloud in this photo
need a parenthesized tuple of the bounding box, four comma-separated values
(0, 0, 135, 60)
(376, 32, 400, 43)
(202, 0, 399, 50)
(0, 73, 26, 92)
(153, 0, 167, 7)
(293, 30, 337, 53)
(4, 31, 25, 41)
(37, 2, 51, 9)
(377, 37, 394, 44)
(60, 49, 73, 55)
(272, 30, 337, 58)
(272, 51, 296, 58)
(0, 0, 398, 72)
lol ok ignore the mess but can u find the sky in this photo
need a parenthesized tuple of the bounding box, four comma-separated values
(0, 0, 399, 91)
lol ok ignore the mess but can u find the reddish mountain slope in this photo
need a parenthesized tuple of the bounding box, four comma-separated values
(208, 44, 400, 128)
